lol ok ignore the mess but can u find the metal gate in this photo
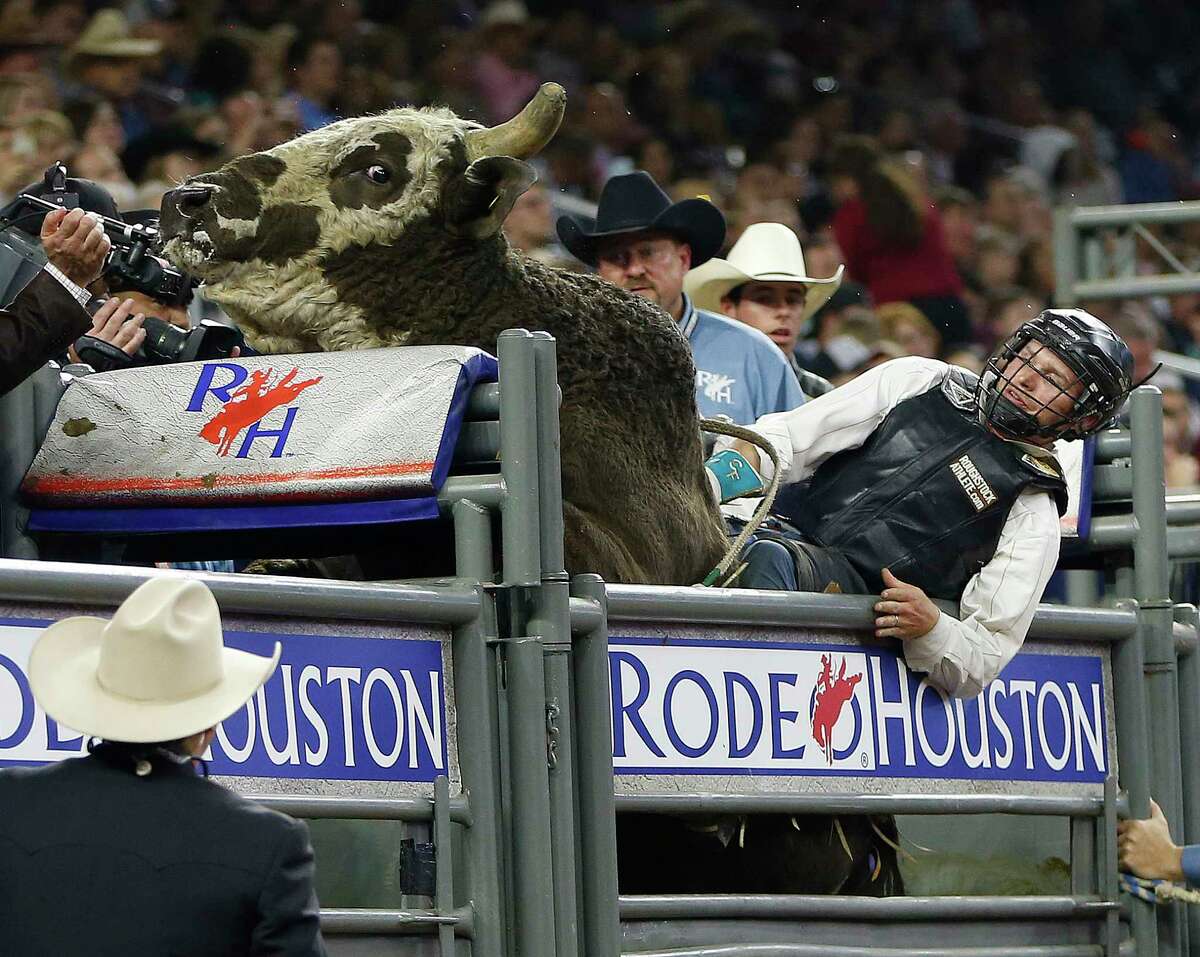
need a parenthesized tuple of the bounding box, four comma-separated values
(1, 328, 1199, 955)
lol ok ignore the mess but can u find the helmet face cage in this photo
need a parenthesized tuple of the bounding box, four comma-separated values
(977, 315, 1132, 443)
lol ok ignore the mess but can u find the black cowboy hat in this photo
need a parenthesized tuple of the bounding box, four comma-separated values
(556, 171, 726, 267)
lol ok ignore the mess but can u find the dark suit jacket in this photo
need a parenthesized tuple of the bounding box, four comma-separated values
(0, 269, 92, 395)
(0, 750, 327, 956)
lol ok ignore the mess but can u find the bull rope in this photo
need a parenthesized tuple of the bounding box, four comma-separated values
(697, 418, 784, 587)
(1121, 873, 1200, 905)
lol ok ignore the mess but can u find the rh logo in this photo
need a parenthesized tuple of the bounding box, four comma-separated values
(187, 363, 323, 458)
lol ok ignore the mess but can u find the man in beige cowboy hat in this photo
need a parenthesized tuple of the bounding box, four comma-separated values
(0, 576, 327, 956)
(685, 221, 844, 392)
(66, 10, 162, 139)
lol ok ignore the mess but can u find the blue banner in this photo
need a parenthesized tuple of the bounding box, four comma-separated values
(609, 637, 1107, 784)
(0, 618, 449, 783)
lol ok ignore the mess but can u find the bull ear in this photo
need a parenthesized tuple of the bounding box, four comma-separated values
(444, 156, 536, 239)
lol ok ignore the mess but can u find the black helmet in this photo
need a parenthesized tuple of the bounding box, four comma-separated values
(977, 308, 1135, 442)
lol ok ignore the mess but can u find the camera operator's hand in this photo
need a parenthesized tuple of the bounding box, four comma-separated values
(69, 297, 146, 367)
(41, 207, 111, 287)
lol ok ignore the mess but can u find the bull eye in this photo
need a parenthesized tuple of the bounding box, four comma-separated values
(364, 164, 391, 184)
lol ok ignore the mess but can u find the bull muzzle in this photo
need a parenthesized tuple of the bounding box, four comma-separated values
(163, 183, 216, 221)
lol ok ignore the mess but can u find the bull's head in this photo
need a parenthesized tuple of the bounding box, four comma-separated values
(159, 83, 565, 352)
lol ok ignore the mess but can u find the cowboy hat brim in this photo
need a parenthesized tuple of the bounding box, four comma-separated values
(557, 197, 726, 268)
(70, 38, 162, 60)
(29, 616, 281, 744)
(684, 261, 846, 322)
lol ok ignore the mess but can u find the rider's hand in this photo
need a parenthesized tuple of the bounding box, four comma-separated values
(704, 448, 765, 504)
(42, 207, 111, 287)
(874, 568, 941, 640)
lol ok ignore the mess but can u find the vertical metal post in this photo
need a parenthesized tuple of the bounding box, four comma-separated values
(570, 574, 621, 957)
(450, 500, 505, 957)
(527, 333, 580, 957)
(1174, 604, 1200, 950)
(1131, 387, 1183, 957)
(1065, 569, 1101, 607)
(1102, 775, 1121, 957)
(505, 637, 556, 957)
(1112, 598, 1158, 957)
(1054, 207, 1080, 308)
(496, 329, 556, 956)
(434, 775, 455, 957)
(1070, 815, 1095, 896)
(497, 330, 541, 587)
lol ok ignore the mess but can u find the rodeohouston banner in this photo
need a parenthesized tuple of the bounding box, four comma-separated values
(0, 615, 1111, 792)
(0, 618, 450, 785)
(609, 635, 1110, 788)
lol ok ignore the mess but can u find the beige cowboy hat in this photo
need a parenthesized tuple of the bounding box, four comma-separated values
(29, 577, 280, 743)
(684, 221, 845, 322)
(68, 10, 161, 62)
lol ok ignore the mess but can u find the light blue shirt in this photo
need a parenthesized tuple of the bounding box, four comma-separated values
(679, 294, 806, 424)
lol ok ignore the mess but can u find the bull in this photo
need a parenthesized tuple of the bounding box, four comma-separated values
(157, 84, 900, 897)
(159, 83, 726, 587)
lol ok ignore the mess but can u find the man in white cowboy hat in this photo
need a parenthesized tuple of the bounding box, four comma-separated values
(685, 221, 845, 395)
(557, 171, 805, 424)
(0, 576, 326, 956)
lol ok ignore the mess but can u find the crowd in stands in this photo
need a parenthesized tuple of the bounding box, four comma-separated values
(3, 0, 1200, 483)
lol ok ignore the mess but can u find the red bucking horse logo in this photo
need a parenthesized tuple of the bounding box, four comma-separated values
(199, 367, 323, 456)
(811, 653, 863, 764)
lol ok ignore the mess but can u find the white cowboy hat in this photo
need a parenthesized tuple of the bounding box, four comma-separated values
(29, 577, 280, 744)
(684, 222, 845, 322)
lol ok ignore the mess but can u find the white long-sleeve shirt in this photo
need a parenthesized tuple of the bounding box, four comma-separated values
(718, 356, 1061, 698)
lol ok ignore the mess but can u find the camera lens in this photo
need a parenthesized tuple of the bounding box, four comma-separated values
(140, 316, 189, 363)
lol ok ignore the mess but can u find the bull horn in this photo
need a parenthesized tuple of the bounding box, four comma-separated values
(466, 82, 566, 161)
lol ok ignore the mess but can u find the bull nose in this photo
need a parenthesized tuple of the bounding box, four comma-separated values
(166, 184, 215, 219)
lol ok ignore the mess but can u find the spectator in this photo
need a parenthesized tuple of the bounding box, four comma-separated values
(935, 185, 980, 276)
(63, 10, 162, 141)
(122, 124, 222, 210)
(974, 228, 1023, 297)
(502, 180, 567, 262)
(1109, 302, 1164, 386)
(984, 287, 1044, 348)
(1058, 109, 1121, 207)
(1160, 382, 1200, 489)
(829, 135, 970, 348)
(473, 0, 542, 124)
(877, 301, 942, 359)
(0, 4, 60, 79)
(557, 171, 804, 422)
(283, 33, 341, 133)
(0, 576, 326, 955)
(683, 221, 843, 388)
(62, 95, 125, 156)
(795, 281, 874, 382)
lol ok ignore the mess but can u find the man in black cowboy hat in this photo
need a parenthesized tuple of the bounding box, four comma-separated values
(557, 171, 804, 423)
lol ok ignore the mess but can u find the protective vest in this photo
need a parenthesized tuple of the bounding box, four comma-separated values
(773, 369, 1068, 601)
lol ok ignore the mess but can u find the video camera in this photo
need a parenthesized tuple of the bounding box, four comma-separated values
(0, 163, 245, 369)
